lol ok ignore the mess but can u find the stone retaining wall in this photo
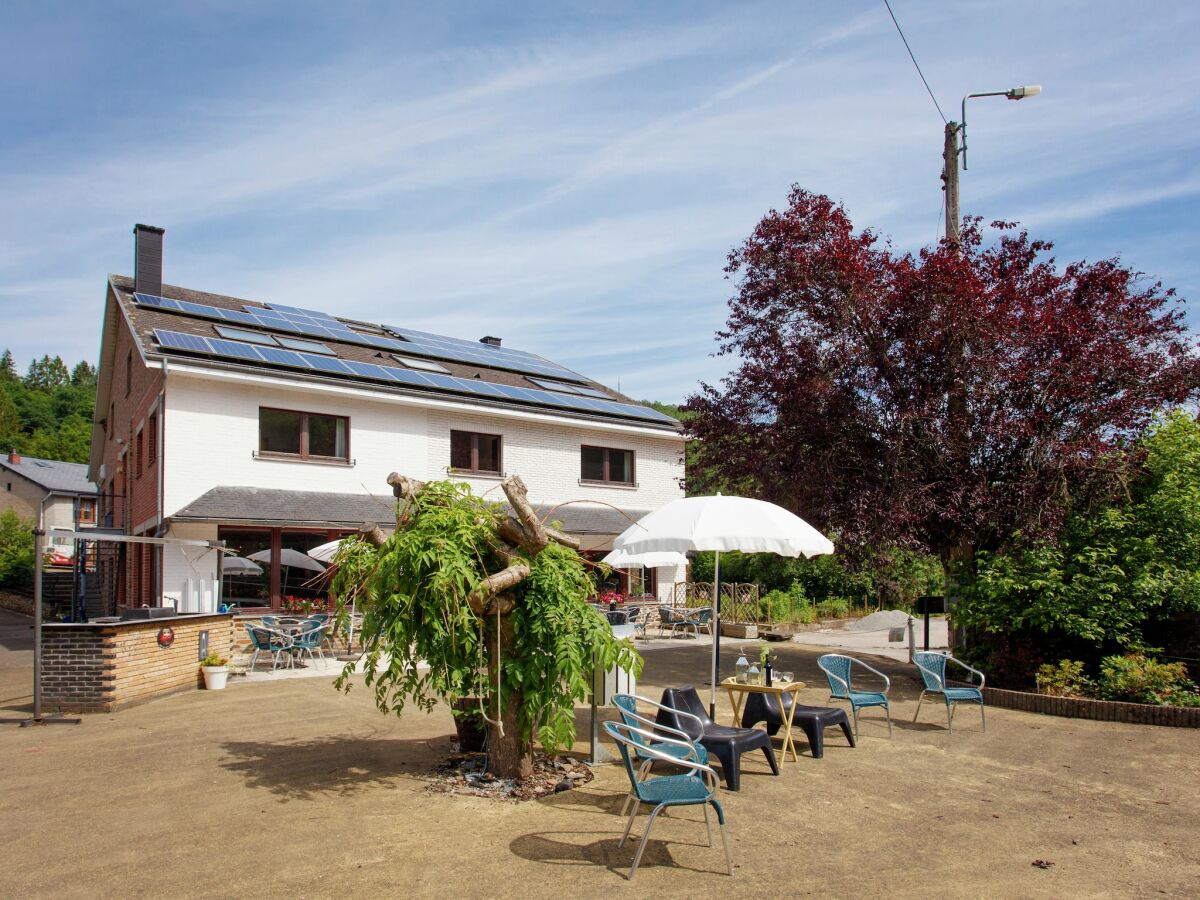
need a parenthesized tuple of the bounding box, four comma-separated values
(983, 686, 1200, 728)
(42, 613, 234, 713)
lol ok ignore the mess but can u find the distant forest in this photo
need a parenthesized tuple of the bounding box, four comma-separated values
(0, 350, 96, 464)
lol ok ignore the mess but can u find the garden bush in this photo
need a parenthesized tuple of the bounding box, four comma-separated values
(0, 509, 35, 590)
(1096, 653, 1200, 706)
(1035, 660, 1093, 698)
(760, 581, 815, 624)
(816, 597, 850, 619)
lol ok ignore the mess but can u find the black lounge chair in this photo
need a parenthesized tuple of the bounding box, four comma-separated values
(656, 686, 780, 791)
(739, 692, 856, 759)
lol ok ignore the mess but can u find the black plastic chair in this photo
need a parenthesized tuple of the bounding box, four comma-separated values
(656, 686, 780, 791)
(739, 692, 856, 759)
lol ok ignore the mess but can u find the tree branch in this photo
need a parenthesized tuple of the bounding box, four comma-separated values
(358, 522, 388, 548)
(468, 563, 530, 613)
(387, 472, 425, 501)
(502, 474, 548, 553)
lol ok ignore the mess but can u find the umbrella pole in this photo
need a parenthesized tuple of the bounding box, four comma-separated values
(710, 550, 721, 719)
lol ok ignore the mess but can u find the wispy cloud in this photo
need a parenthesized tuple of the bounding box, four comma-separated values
(1, 1, 1199, 401)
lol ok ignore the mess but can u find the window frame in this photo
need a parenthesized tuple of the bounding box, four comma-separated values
(147, 412, 158, 463)
(78, 498, 97, 525)
(580, 444, 636, 486)
(449, 429, 503, 476)
(257, 406, 351, 463)
(135, 427, 144, 478)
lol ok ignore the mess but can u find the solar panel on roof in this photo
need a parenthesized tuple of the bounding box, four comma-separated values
(208, 339, 264, 361)
(254, 346, 309, 368)
(139, 292, 581, 379)
(526, 377, 612, 399)
(153, 329, 210, 353)
(150, 327, 676, 425)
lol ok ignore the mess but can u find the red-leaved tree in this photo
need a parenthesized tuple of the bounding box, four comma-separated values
(685, 188, 1200, 580)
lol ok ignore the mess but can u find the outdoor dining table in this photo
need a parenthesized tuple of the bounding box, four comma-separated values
(721, 676, 807, 765)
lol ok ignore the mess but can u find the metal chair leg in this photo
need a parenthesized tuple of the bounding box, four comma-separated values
(947, 701, 954, 735)
(720, 819, 733, 875)
(629, 805, 664, 880)
(620, 760, 652, 818)
(619, 801, 639, 848)
(885, 704, 893, 738)
(851, 705, 859, 739)
(914, 691, 925, 722)
(980, 701, 986, 732)
(703, 802, 713, 847)
(249, 648, 260, 673)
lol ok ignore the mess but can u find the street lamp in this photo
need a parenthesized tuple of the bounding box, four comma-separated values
(961, 85, 1042, 170)
(942, 84, 1042, 243)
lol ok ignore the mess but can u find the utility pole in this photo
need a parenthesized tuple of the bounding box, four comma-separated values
(942, 121, 961, 245)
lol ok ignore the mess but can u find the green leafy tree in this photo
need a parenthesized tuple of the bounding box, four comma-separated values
(0, 509, 35, 589)
(958, 411, 1200, 676)
(333, 476, 640, 779)
(70, 361, 97, 390)
(0, 350, 17, 383)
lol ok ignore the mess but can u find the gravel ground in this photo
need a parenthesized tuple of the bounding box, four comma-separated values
(1, 609, 1197, 898)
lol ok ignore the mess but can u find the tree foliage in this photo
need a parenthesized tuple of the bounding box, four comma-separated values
(0, 349, 95, 462)
(333, 480, 640, 771)
(0, 509, 35, 589)
(958, 412, 1200, 674)
(684, 188, 1200, 567)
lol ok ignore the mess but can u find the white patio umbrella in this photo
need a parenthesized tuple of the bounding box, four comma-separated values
(220, 556, 263, 575)
(612, 494, 834, 715)
(600, 548, 689, 568)
(247, 547, 327, 572)
(307, 539, 345, 564)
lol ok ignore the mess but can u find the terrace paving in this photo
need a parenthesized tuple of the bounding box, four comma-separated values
(1, 607, 1197, 898)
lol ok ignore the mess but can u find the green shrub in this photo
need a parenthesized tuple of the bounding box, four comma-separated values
(1036, 659, 1093, 697)
(816, 597, 850, 619)
(1096, 653, 1200, 706)
(0, 509, 35, 589)
(760, 581, 817, 625)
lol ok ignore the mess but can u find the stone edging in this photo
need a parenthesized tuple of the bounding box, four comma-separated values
(983, 686, 1200, 728)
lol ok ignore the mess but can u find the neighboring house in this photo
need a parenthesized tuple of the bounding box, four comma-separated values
(88, 225, 686, 612)
(0, 450, 99, 557)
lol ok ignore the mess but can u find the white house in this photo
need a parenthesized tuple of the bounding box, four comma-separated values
(88, 225, 686, 613)
(0, 451, 98, 556)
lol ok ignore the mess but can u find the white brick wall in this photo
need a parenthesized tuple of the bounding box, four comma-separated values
(160, 365, 687, 604)
(162, 366, 683, 522)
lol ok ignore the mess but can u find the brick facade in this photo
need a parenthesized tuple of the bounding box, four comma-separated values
(41, 613, 234, 713)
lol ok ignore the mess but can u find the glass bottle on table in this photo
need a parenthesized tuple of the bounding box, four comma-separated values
(747, 662, 760, 686)
(735, 653, 750, 684)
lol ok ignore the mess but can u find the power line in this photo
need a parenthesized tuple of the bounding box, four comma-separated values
(882, 0, 947, 124)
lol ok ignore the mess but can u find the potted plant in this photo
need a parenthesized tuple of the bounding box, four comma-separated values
(200, 652, 231, 690)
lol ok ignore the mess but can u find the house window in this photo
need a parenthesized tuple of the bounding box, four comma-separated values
(135, 428, 143, 478)
(450, 430, 502, 475)
(581, 445, 634, 485)
(125, 350, 132, 398)
(78, 499, 96, 525)
(258, 408, 349, 461)
(147, 413, 158, 463)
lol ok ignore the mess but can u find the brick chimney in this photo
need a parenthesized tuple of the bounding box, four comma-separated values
(133, 224, 165, 296)
(479, 336, 502, 347)
(8, 449, 20, 464)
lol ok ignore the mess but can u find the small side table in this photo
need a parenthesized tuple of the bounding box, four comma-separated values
(721, 677, 807, 765)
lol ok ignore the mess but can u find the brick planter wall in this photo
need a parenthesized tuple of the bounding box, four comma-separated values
(41, 613, 234, 713)
(983, 686, 1200, 728)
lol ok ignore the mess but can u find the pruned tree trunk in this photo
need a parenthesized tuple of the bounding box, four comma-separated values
(484, 597, 532, 780)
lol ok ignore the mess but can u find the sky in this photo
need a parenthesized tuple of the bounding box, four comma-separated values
(2, 1, 1199, 403)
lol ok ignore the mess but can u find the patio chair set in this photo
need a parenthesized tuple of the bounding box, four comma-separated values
(604, 650, 986, 879)
(244, 615, 335, 672)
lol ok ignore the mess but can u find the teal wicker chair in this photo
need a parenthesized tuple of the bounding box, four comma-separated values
(604, 720, 733, 880)
(913, 651, 986, 734)
(612, 694, 708, 816)
(291, 621, 329, 668)
(818, 653, 892, 738)
(244, 623, 293, 672)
